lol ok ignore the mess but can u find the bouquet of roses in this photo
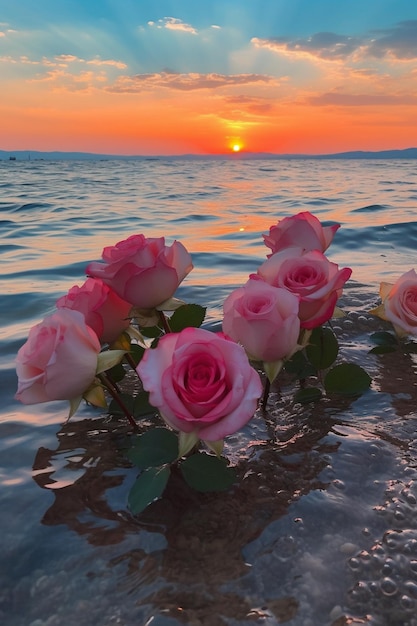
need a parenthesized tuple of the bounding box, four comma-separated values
(16, 212, 377, 513)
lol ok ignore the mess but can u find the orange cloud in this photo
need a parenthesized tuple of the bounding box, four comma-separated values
(106, 71, 274, 93)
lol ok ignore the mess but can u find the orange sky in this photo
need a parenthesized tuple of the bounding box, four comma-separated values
(1, 2, 417, 155)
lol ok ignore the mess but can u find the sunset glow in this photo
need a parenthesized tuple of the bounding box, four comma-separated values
(1, 1, 417, 156)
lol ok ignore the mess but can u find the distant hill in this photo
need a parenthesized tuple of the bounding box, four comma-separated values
(1, 147, 417, 161)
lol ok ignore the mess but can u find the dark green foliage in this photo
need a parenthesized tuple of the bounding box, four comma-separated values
(169, 304, 206, 332)
(306, 326, 339, 370)
(127, 428, 179, 468)
(180, 453, 236, 492)
(128, 466, 171, 515)
(324, 363, 372, 395)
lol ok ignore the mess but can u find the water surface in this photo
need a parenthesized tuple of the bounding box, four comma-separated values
(1, 158, 417, 625)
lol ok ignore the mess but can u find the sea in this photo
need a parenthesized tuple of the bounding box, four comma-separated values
(1, 157, 417, 626)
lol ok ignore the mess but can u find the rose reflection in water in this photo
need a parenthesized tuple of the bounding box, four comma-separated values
(31, 402, 344, 624)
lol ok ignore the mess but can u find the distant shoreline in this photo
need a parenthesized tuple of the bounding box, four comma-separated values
(1, 147, 417, 161)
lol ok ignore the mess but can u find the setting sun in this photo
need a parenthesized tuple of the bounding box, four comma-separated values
(232, 144, 241, 152)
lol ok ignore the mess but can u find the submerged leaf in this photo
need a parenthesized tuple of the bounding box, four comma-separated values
(370, 331, 398, 346)
(128, 466, 170, 515)
(294, 387, 323, 404)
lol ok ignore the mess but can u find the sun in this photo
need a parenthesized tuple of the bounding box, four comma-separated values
(232, 144, 241, 152)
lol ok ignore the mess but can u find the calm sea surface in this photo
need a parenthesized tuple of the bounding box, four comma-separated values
(1, 158, 417, 625)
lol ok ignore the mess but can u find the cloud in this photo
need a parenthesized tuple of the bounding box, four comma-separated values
(106, 71, 274, 93)
(148, 17, 198, 35)
(308, 92, 417, 106)
(251, 33, 362, 61)
(367, 20, 417, 59)
(251, 20, 417, 62)
(223, 95, 274, 115)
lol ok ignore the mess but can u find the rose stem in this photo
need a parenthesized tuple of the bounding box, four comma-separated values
(261, 378, 270, 411)
(158, 310, 172, 334)
(98, 372, 140, 432)
(125, 352, 142, 380)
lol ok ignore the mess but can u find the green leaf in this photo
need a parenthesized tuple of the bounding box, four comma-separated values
(284, 350, 316, 379)
(369, 345, 397, 354)
(306, 326, 339, 370)
(128, 466, 170, 515)
(324, 363, 371, 396)
(133, 390, 155, 418)
(127, 428, 179, 468)
(129, 344, 146, 366)
(370, 331, 398, 346)
(178, 430, 199, 457)
(109, 392, 134, 417)
(294, 387, 323, 404)
(180, 453, 236, 492)
(169, 304, 206, 332)
(141, 326, 162, 338)
(106, 362, 126, 383)
(96, 349, 126, 374)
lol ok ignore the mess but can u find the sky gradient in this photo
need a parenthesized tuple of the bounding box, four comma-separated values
(1, 0, 417, 155)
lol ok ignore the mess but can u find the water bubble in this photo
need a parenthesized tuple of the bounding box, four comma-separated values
(404, 539, 417, 555)
(405, 581, 417, 599)
(401, 487, 417, 505)
(348, 557, 361, 571)
(400, 594, 415, 611)
(394, 506, 406, 522)
(380, 577, 398, 596)
(383, 530, 403, 549)
(358, 550, 371, 564)
(349, 581, 371, 604)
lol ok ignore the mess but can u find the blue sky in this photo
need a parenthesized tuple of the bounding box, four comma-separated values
(1, 0, 417, 154)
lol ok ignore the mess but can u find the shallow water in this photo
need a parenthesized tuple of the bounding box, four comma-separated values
(1, 157, 417, 625)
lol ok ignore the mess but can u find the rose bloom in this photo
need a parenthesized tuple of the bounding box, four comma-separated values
(254, 246, 352, 329)
(56, 277, 132, 344)
(372, 269, 417, 337)
(86, 234, 193, 310)
(263, 211, 340, 256)
(15, 309, 100, 404)
(137, 327, 262, 441)
(222, 279, 300, 362)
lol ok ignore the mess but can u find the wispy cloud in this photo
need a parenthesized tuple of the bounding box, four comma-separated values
(106, 71, 274, 93)
(308, 92, 417, 106)
(252, 33, 361, 61)
(148, 17, 198, 35)
(251, 20, 417, 62)
(223, 95, 274, 115)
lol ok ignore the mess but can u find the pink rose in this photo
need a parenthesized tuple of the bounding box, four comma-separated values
(222, 279, 300, 362)
(86, 234, 193, 309)
(374, 269, 417, 336)
(263, 211, 340, 256)
(56, 277, 132, 343)
(254, 246, 351, 329)
(137, 327, 262, 441)
(15, 309, 101, 404)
